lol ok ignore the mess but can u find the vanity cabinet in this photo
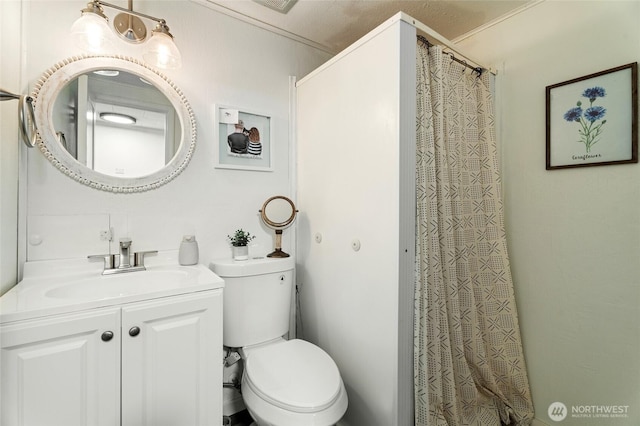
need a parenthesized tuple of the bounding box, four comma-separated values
(1, 307, 121, 426)
(1, 290, 222, 426)
(121, 291, 221, 426)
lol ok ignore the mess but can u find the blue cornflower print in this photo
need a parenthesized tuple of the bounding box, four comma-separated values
(563, 86, 608, 153)
(582, 86, 606, 101)
(563, 107, 583, 122)
(584, 106, 607, 122)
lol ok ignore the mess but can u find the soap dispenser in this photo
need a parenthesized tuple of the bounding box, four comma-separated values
(179, 235, 199, 265)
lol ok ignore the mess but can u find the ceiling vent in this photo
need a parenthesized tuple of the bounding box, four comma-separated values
(253, 0, 298, 14)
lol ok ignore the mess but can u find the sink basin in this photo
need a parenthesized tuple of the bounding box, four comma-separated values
(45, 269, 193, 300)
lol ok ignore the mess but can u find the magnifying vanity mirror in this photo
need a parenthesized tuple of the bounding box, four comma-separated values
(31, 55, 195, 192)
(259, 196, 298, 258)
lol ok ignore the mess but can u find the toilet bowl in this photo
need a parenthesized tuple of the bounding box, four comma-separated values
(210, 257, 348, 426)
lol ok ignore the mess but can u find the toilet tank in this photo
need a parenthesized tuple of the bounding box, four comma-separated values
(210, 257, 295, 348)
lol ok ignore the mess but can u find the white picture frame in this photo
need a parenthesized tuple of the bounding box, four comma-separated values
(214, 104, 274, 171)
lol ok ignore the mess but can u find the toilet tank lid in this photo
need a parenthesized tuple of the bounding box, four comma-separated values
(209, 257, 294, 277)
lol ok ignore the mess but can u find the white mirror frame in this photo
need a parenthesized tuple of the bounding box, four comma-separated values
(31, 55, 196, 193)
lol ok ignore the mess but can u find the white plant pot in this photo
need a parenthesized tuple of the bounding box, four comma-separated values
(232, 245, 249, 261)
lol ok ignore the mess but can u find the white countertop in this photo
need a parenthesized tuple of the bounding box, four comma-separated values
(0, 251, 224, 324)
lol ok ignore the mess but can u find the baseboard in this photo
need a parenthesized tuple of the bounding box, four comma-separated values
(532, 417, 550, 426)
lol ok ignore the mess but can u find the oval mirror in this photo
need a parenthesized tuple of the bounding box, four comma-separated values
(259, 196, 297, 257)
(31, 55, 195, 192)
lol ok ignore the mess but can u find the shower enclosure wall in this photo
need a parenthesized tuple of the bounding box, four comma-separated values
(296, 14, 418, 426)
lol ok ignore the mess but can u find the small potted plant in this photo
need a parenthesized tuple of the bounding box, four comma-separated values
(227, 229, 256, 261)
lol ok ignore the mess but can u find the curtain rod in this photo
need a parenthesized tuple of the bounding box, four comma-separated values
(417, 35, 484, 76)
(407, 13, 496, 76)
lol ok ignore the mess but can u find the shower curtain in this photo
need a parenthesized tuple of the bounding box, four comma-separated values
(413, 43, 534, 425)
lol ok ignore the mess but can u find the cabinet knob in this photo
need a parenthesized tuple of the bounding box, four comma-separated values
(101, 331, 114, 342)
(129, 326, 141, 337)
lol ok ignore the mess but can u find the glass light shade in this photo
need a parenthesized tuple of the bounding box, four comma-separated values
(70, 12, 114, 53)
(143, 31, 182, 69)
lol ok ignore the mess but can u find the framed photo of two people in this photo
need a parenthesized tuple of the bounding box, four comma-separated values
(214, 104, 273, 171)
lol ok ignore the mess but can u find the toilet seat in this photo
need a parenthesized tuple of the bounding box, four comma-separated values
(243, 339, 342, 413)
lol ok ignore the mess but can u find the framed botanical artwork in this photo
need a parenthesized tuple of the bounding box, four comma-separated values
(546, 62, 638, 170)
(214, 104, 273, 171)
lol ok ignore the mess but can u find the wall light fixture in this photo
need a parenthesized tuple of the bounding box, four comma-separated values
(100, 112, 137, 125)
(71, 0, 182, 69)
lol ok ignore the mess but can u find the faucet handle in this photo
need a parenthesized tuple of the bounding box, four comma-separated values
(119, 238, 132, 248)
(134, 250, 158, 267)
(88, 254, 116, 271)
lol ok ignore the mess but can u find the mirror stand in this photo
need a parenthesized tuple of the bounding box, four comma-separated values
(268, 229, 289, 258)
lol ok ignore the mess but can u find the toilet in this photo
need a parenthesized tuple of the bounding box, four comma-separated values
(210, 257, 348, 426)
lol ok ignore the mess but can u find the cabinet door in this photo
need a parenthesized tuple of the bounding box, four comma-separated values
(1, 308, 121, 426)
(121, 290, 222, 426)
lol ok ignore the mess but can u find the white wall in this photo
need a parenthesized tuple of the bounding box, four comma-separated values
(93, 125, 165, 177)
(296, 17, 416, 426)
(11, 1, 330, 272)
(0, 0, 23, 295)
(457, 1, 640, 424)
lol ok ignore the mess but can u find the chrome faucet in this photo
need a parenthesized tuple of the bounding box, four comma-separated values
(88, 238, 157, 275)
(118, 238, 133, 269)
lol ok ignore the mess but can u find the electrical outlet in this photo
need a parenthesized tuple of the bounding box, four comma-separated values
(100, 228, 113, 241)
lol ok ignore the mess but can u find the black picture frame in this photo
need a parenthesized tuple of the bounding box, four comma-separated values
(546, 63, 638, 169)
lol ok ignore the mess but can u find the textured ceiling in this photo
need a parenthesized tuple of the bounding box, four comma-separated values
(204, 0, 532, 54)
